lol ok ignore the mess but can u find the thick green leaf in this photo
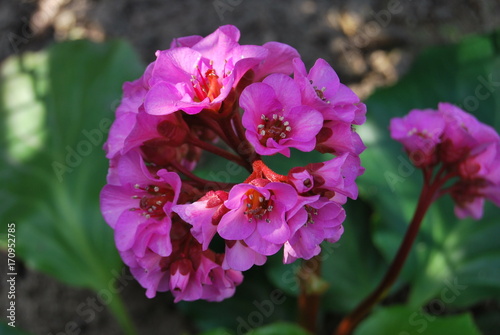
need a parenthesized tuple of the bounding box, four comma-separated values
(199, 329, 234, 335)
(355, 306, 481, 335)
(0, 323, 34, 335)
(321, 200, 387, 313)
(0, 39, 144, 334)
(247, 322, 310, 335)
(178, 265, 296, 332)
(198, 322, 311, 335)
(360, 30, 500, 310)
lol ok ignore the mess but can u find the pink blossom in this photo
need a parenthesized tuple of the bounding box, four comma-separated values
(123, 222, 243, 301)
(100, 152, 181, 258)
(217, 180, 298, 256)
(391, 102, 500, 220)
(144, 25, 268, 115)
(174, 190, 228, 250)
(389, 108, 445, 167)
(293, 58, 366, 125)
(288, 168, 314, 194)
(287, 58, 368, 159)
(101, 26, 367, 302)
(284, 197, 345, 264)
(438, 102, 500, 163)
(240, 74, 324, 157)
(288, 153, 364, 203)
(199, 252, 244, 301)
(451, 142, 500, 219)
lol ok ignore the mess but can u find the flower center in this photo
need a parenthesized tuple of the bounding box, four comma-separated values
(304, 205, 319, 226)
(407, 127, 431, 138)
(192, 68, 223, 102)
(309, 80, 329, 103)
(258, 113, 292, 145)
(243, 189, 274, 223)
(132, 184, 176, 219)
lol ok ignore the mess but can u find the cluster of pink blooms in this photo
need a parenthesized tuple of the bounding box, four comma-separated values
(390, 102, 500, 219)
(100, 25, 365, 302)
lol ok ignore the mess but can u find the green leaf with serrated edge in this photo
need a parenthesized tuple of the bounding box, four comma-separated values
(359, 30, 500, 312)
(0, 39, 144, 335)
(355, 306, 481, 335)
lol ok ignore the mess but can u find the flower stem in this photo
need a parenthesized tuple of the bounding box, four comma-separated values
(334, 173, 443, 335)
(298, 255, 327, 334)
(251, 160, 288, 182)
(192, 113, 231, 144)
(219, 116, 242, 151)
(187, 135, 252, 171)
(232, 111, 248, 143)
(170, 160, 233, 191)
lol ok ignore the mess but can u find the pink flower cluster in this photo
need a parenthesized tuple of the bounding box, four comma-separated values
(390, 102, 500, 219)
(100, 25, 365, 302)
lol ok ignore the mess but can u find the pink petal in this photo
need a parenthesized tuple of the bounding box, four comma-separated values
(105, 112, 137, 159)
(262, 73, 302, 108)
(152, 48, 201, 84)
(240, 83, 282, 130)
(114, 210, 147, 251)
(224, 241, 263, 271)
(218, 208, 255, 240)
(170, 35, 203, 49)
(144, 81, 187, 115)
(308, 58, 340, 98)
(286, 105, 324, 142)
(256, 210, 290, 244)
(100, 185, 134, 228)
(244, 229, 282, 256)
(254, 42, 300, 80)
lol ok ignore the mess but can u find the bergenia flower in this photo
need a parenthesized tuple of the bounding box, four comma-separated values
(101, 25, 366, 302)
(284, 197, 346, 264)
(217, 180, 298, 255)
(290, 58, 367, 156)
(293, 58, 366, 125)
(390, 102, 500, 220)
(240, 74, 324, 157)
(123, 224, 242, 302)
(439, 102, 500, 163)
(451, 141, 500, 219)
(144, 25, 268, 115)
(288, 153, 364, 203)
(389, 108, 446, 167)
(174, 190, 228, 250)
(100, 151, 181, 257)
